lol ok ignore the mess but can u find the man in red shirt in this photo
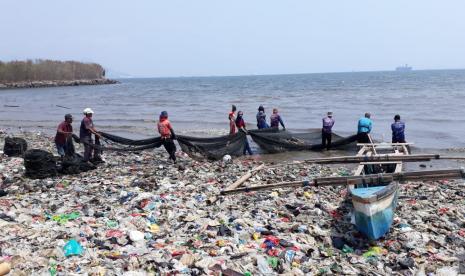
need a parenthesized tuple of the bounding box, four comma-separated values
(157, 111, 177, 163)
(55, 114, 73, 157)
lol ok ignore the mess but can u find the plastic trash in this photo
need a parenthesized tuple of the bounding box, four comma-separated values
(362, 246, 386, 258)
(257, 255, 273, 274)
(2, 131, 465, 274)
(63, 239, 84, 257)
(129, 230, 144, 242)
(51, 211, 80, 225)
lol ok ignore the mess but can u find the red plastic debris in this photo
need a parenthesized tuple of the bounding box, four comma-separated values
(438, 207, 449, 215)
(171, 251, 185, 257)
(106, 230, 124, 238)
(329, 210, 342, 219)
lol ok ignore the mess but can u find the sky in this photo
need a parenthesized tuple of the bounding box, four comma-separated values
(1, 0, 465, 77)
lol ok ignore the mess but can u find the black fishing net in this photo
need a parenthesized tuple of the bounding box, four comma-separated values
(86, 132, 163, 152)
(249, 128, 358, 153)
(177, 132, 247, 160)
(100, 132, 160, 146)
(24, 149, 57, 179)
(3, 137, 28, 157)
(98, 131, 247, 160)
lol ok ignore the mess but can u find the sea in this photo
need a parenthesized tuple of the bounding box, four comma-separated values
(1, 70, 465, 158)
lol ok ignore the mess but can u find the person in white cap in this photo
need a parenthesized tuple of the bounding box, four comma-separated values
(80, 108, 101, 162)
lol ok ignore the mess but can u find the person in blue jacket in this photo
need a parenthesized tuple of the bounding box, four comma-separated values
(357, 112, 373, 143)
(256, 105, 270, 129)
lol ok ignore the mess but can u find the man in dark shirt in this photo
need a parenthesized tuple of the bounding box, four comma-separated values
(55, 114, 73, 157)
(80, 108, 101, 162)
(391, 114, 406, 143)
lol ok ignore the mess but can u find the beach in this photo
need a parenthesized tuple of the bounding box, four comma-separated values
(0, 132, 464, 275)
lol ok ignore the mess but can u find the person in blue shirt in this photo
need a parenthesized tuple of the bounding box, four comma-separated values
(391, 114, 406, 143)
(357, 112, 373, 143)
(256, 105, 270, 129)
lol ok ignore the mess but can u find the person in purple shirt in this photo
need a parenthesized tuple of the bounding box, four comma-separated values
(270, 108, 286, 130)
(391, 114, 406, 143)
(322, 111, 335, 150)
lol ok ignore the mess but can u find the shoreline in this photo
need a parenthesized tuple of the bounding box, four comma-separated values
(0, 78, 118, 90)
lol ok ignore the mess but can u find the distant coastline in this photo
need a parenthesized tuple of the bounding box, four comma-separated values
(0, 78, 118, 90)
(0, 59, 118, 90)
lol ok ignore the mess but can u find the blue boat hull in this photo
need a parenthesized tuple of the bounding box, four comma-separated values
(351, 184, 398, 240)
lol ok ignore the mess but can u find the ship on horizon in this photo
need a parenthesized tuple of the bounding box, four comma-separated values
(395, 64, 413, 72)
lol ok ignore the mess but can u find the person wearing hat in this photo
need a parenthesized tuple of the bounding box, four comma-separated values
(228, 105, 237, 135)
(55, 114, 74, 158)
(322, 111, 335, 150)
(357, 112, 373, 143)
(235, 111, 253, 155)
(270, 108, 286, 130)
(80, 108, 101, 162)
(256, 105, 269, 129)
(157, 111, 177, 163)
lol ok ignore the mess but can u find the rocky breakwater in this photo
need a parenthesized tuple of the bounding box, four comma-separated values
(0, 132, 464, 274)
(0, 78, 118, 89)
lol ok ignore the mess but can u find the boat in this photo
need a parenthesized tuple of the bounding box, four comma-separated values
(395, 64, 412, 72)
(349, 142, 409, 240)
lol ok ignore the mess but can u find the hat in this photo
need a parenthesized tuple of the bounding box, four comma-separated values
(65, 114, 73, 119)
(258, 105, 264, 112)
(327, 111, 333, 116)
(160, 111, 168, 117)
(83, 108, 94, 114)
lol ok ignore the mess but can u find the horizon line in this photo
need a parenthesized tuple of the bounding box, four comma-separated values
(116, 67, 465, 79)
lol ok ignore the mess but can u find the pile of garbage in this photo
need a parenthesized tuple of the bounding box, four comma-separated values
(0, 132, 464, 275)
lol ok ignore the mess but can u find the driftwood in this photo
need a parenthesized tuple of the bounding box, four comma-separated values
(220, 169, 465, 195)
(206, 163, 265, 205)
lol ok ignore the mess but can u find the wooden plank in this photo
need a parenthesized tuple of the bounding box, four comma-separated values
(359, 161, 403, 165)
(207, 163, 265, 205)
(224, 164, 265, 191)
(368, 135, 378, 155)
(303, 154, 437, 164)
(221, 169, 465, 195)
(354, 165, 365, 176)
(357, 143, 414, 146)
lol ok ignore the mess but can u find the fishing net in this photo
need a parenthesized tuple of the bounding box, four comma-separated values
(86, 132, 163, 152)
(3, 137, 28, 157)
(24, 149, 57, 179)
(99, 132, 160, 146)
(98, 131, 247, 160)
(60, 153, 96, 175)
(177, 132, 247, 160)
(249, 128, 358, 153)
